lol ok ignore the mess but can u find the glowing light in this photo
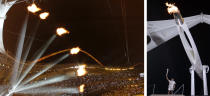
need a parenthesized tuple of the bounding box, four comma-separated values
(77, 65, 87, 76)
(128, 67, 134, 70)
(165, 2, 179, 14)
(56, 27, 70, 36)
(105, 67, 129, 71)
(27, 3, 41, 13)
(79, 84, 85, 92)
(39, 12, 49, 20)
(70, 47, 80, 55)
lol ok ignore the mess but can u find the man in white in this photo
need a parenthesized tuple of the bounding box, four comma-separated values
(166, 68, 176, 94)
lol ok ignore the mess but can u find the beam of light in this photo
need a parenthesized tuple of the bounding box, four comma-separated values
(15, 35, 56, 89)
(79, 84, 85, 93)
(27, 3, 41, 13)
(56, 27, 70, 36)
(11, 14, 29, 87)
(16, 87, 79, 94)
(15, 75, 74, 93)
(165, 2, 179, 14)
(70, 47, 80, 55)
(20, 54, 69, 86)
(39, 12, 49, 20)
(17, 21, 39, 80)
(77, 65, 87, 76)
(5, 92, 13, 96)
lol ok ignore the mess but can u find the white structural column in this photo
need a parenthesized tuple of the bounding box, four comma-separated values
(189, 66, 195, 96)
(0, 0, 16, 53)
(203, 65, 209, 95)
(0, 16, 5, 52)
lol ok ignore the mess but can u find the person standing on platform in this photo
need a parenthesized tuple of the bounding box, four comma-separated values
(166, 68, 176, 94)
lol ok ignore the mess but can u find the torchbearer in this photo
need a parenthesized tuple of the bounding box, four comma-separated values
(166, 68, 176, 94)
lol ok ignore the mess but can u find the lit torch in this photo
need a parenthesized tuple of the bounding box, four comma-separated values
(166, 2, 184, 25)
(39, 12, 49, 20)
(70, 47, 80, 55)
(77, 65, 87, 76)
(79, 84, 85, 93)
(27, 3, 41, 13)
(56, 27, 70, 36)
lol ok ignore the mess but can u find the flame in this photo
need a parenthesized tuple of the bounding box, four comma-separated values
(27, 3, 41, 13)
(39, 12, 49, 20)
(77, 65, 87, 76)
(165, 2, 179, 14)
(79, 84, 85, 92)
(56, 27, 70, 36)
(70, 47, 80, 55)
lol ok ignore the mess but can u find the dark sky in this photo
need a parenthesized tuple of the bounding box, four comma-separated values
(3, 0, 144, 67)
(148, 0, 210, 95)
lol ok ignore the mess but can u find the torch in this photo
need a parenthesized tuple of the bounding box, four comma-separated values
(39, 12, 50, 20)
(56, 27, 70, 36)
(166, 3, 184, 25)
(27, 3, 41, 13)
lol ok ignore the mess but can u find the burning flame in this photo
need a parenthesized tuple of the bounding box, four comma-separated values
(39, 12, 49, 20)
(27, 3, 41, 13)
(70, 47, 80, 55)
(165, 2, 179, 14)
(77, 65, 87, 76)
(79, 84, 85, 92)
(56, 27, 70, 36)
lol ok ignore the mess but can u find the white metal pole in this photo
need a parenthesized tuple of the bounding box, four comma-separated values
(190, 66, 195, 95)
(203, 65, 209, 95)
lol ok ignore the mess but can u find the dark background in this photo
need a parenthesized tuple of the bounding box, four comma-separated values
(3, 0, 144, 68)
(148, 0, 210, 95)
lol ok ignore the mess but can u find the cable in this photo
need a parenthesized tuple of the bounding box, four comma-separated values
(120, 0, 130, 66)
(106, 0, 112, 15)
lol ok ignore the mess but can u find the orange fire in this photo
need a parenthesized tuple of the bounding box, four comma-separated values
(70, 47, 81, 55)
(165, 2, 179, 14)
(77, 65, 87, 76)
(39, 12, 49, 20)
(56, 27, 70, 36)
(79, 84, 85, 92)
(27, 3, 41, 13)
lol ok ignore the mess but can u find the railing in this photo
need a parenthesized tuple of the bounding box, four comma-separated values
(174, 84, 184, 95)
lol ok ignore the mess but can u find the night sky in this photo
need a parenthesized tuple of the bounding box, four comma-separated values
(148, 0, 210, 95)
(3, 0, 144, 67)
